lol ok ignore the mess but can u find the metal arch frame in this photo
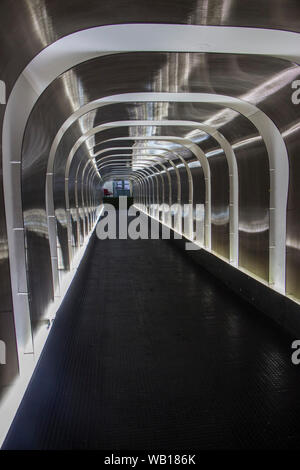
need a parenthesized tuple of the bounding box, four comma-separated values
(73, 159, 102, 250)
(98, 153, 198, 239)
(44, 92, 290, 289)
(74, 160, 87, 248)
(126, 167, 161, 214)
(96, 148, 181, 198)
(47, 93, 287, 240)
(97, 155, 170, 169)
(158, 161, 174, 226)
(66, 158, 99, 264)
(95, 147, 183, 222)
(2, 27, 296, 373)
(48, 156, 100, 293)
(68, 134, 209, 238)
(98, 159, 163, 215)
(78, 163, 93, 241)
(115, 150, 192, 234)
(64, 121, 228, 236)
(99, 147, 200, 240)
(43, 94, 288, 319)
(88, 121, 283, 279)
(53, 100, 280, 268)
(70, 139, 204, 226)
(81, 162, 99, 235)
(88, 121, 235, 243)
(98, 148, 192, 233)
(83, 166, 93, 233)
(99, 135, 234, 256)
(90, 172, 100, 223)
(98, 162, 158, 208)
(141, 163, 167, 221)
(98, 150, 183, 221)
(86, 171, 97, 229)
(84, 164, 98, 233)
(65, 121, 232, 248)
(89, 171, 101, 227)
(93, 140, 207, 234)
(97, 155, 174, 221)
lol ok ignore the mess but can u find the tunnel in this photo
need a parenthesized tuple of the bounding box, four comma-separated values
(0, 0, 300, 452)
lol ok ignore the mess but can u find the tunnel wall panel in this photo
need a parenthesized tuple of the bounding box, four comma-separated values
(210, 153, 230, 260)
(236, 141, 270, 282)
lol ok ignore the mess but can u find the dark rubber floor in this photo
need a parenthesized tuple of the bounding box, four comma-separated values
(3, 230, 300, 449)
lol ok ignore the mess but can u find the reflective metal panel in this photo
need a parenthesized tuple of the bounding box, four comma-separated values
(237, 139, 270, 281)
(285, 127, 300, 298)
(209, 152, 230, 260)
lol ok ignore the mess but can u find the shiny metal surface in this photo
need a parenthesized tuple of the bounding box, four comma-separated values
(9, 48, 296, 316)
(1, 1, 300, 398)
(1, 1, 300, 95)
(20, 49, 288, 314)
